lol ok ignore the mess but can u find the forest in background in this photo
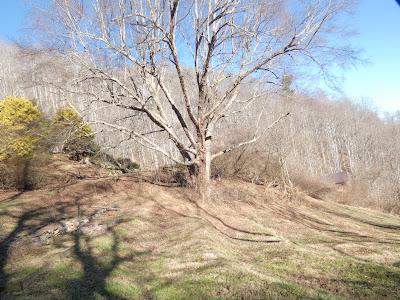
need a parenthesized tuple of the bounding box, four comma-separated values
(0, 40, 399, 213)
(1, 2, 400, 298)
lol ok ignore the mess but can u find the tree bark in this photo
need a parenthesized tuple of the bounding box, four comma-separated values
(186, 139, 211, 199)
(196, 153, 210, 200)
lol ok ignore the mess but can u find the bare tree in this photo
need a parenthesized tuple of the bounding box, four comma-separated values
(29, 0, 357, 194)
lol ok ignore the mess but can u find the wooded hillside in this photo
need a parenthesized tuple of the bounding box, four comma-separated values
(0, 40, 399, 212)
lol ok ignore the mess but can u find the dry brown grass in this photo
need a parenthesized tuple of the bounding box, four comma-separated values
(1, 155, 400, 299)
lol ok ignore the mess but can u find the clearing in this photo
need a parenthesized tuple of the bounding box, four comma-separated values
(1, 156, 400, 299)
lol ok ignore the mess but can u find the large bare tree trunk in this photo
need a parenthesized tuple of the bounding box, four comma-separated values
(204, 147, 212, 199)
(198, 147, 212, 199)
(29, 0, 357, 199)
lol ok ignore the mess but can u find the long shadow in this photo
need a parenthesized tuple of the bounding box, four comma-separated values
(0, 201, 76, 295)
(0, 194, 143, 299)
(269, 202, 400, 244)
(0, 191, 24, 203)
(191, 199, 277, 237)
(303, 197, 400, 231)
(66, 228, 128, 299)
(65, 227, 148, 299)
(0, 207, 49, 294)
(321, 208, 400, 231)
(62, 200, 147, 299)
(150, 196, 280, 243)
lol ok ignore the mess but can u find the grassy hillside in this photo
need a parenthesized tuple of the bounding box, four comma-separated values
(1, 156, 400, 299)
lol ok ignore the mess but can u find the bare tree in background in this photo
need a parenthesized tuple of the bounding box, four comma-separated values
(30, 0, 357, 195)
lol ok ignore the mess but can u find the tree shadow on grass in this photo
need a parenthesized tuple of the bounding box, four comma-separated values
(0, 193, 138, 299)
(0, 199, 77, 296)
(148, 195, 280, 243)
(64, 217, 149, 300)
(0, 191, 24, 203)
(323, 208, 400, 232)
(270, 202, 400, 244)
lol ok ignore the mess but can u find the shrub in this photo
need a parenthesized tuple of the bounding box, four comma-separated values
(0, 96, 48, 190)
(115, 157, 140, 172)
(52, 105, 98, 160)
(212, 146, 284, 185)
(292, 176, 333, 200)
(152, 164, 189, 187)
(90, 152, 140, 173)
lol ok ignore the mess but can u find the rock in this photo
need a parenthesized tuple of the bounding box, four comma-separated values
(62, 219, 80, 233)
(39, 233, 52, 244)
(27, 206, 113, 244)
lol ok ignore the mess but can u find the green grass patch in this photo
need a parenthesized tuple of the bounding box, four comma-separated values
(89, 235, 114, 253)
(105, 279, 142, 299)
(153, 277, 217, 300)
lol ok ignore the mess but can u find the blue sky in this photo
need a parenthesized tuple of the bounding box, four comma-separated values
(0, 1, 27, 42)
(0, 0, 399, 113)
(341, 0, 400, 114)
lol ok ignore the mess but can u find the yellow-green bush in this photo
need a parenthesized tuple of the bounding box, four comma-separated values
(0, 96, 46, 160)
(52, 105, 98, 160)
(0, 96, 48, 189)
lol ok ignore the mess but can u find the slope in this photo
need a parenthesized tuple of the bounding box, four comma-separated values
(0, 156, 399, 299)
